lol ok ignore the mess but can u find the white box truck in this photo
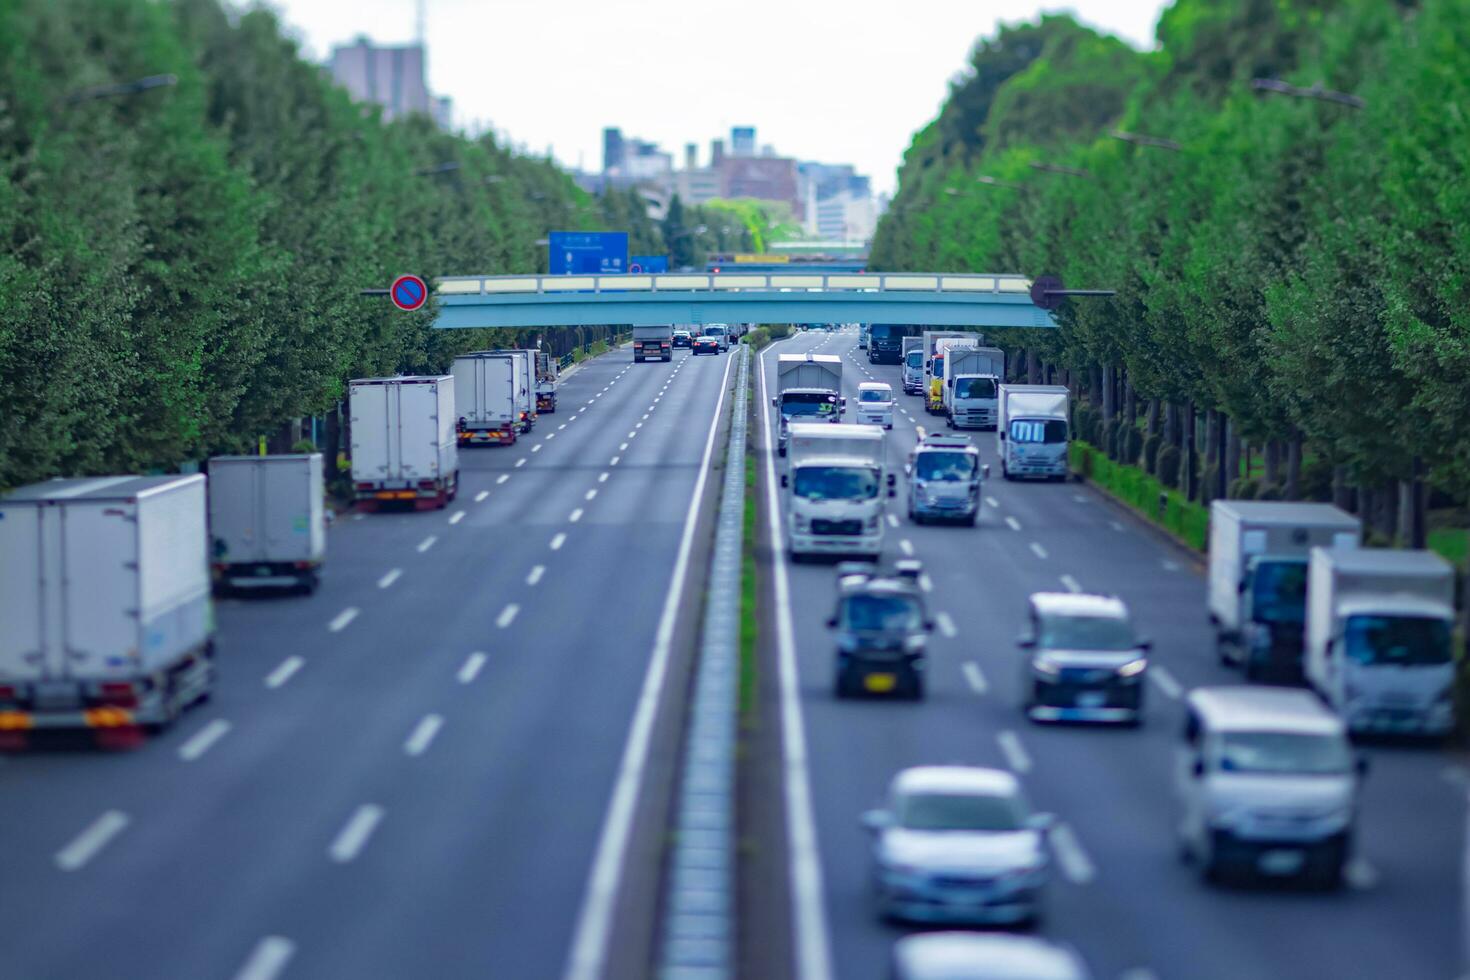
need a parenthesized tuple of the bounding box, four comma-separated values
(452, 352, 520, 446)
(1305, 548, 1456, 736)
(350, 375, 459, 511)
(634, 325, 673, 362)
(943, 346, 1006, 428)
(534, 350, 559, 414)
(997, 384, 1070, 481)
(208, 454, 327, 594)
(1208, 501, 1360, 680)
(489, 349, 536, 431)
(927, 336, 979, 414)
(774, 352, 844, 457)
(901, 337, 925, 394)
(782, 422, 891, 558)
(0, 475, 215, 738)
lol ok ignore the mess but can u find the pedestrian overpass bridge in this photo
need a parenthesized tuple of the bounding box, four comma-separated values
(431, 271, 1061, 329)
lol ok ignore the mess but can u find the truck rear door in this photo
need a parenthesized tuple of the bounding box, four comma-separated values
(61, 499, 140, 680)
(398, 382, 443, 480)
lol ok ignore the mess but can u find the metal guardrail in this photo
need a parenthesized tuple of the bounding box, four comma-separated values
(437, 271, 1033, 296)
(657, 345, 748, 979)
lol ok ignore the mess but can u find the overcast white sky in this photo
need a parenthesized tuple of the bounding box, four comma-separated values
(263, 0, 1171, 195)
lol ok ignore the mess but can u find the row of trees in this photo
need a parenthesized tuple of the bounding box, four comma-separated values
(870, 0, 1469, 544)
(0, 0, 756, 490)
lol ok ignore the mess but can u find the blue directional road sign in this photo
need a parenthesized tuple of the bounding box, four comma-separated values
(549, 232, 629, 275)
(629, 254, 669, 274)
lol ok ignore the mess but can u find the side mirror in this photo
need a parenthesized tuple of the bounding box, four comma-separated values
(1191, 758, 1206, 778)
(1017, 635, 1037, 649)
(771, 397, 778, 407)
(1356, 756, 1370, 778)
(982, 464, 991, 480)
(903, 464, 912, 476)
(887, 474, 896, 488)
(826, 616, 838, 629)
(1237, 579, 1248, 595)
(1138, 639, 1154, 652)
(923, 620, 935, 633)
(841, 397, 848, 408)
(780, 474, 789, 488)
(888, 488, 896, 498)
(861, 809, 894, 833)
(1025, 812, 1056, 833)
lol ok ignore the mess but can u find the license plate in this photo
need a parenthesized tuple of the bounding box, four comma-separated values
(35, 681, 80, 709)
(1077, 691, 1108, 708)
(864, 673, 897, 693)
(1258, 849, 1305, 875)
(255, 566, 273, 576)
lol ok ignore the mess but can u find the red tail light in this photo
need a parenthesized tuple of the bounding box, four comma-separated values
(417, 479, 437, 489)
(0, 685, 18, 702)
(355, 482, 373, 490)
(98, 682, 138, 709)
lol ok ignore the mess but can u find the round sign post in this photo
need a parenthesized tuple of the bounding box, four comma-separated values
(628, 263, 642, 274)
(390, 274, 429, 312)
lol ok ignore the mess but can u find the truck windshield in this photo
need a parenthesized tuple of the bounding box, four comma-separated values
(956, 377, 997, 399)
(793, 466, 879, 501)
(905, 351, 923, 369)
(704, 326, 726, 336)
(932, 356, 944, 375)
(1037, 614, 1136, 651)
(781, 393, 837, 417)
(859, 389, 890, 403)
(842, 594, 923, 631)
(914, 452, 976, 482)
(1215, 733, 1352, 775)
(1344, 615, 1452, 667)
(1250, 560, 1308, 623)
(1010, 420, 1068, 444)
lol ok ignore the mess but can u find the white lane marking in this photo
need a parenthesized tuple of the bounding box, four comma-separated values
(416, 535, 437, 553)
(546, 432, 557, 440)
(178, 719, 232, 762)
(497, 474, 510, 485)
(628, 430, 638, 439)
(569, 508, 584, 523)
(496, 604, 520, 629)
(1029, 542, 1049, 560)
(474, 490, 490, 502)
(997, 730, 1032, 773)
(526, 565, 546, 586)
(918, 573, 934, 593)
(328, 804, 385, 863)
(448, 510, 466, 525)
(327, 607, 360, 632)
(627, 431, 637, 439)
(635, 422, 643, 429)
(585, 489, 598, 501)
(1119, 969, 1160, 980)
(55, 810, 130, 871)
(1345, 857, 1379, 891)
(899, 539, 914, 556)
(1150, 665, 1183, 699)
(962, 662, 988, 694)
(458, 652, 488, 684)
(1162, 559, 1181, 572)
(550, 533, 567, 550)
(559, 424, 567, 431)
(532, 444, 543, 453)
(232, 937, 296, 980)
(566, 347, 737, 980)
(1060, 574, 1082, 593)
(1051, 823, 1097, 884)
(985, 495, 1000, 509)
(936, 611, 958, 638)
(1005, 516, 1022, 532)
(265, 656, 304, 689)
(620, 442, 629, 451)
(377, 568, 402, 589)
(404, 714, 444, 757)
(1110, 520, 1125, 532)
(1073, 494, 1088, 504)
(610, 456, 620, 466)
(516, 458, 527, 468)
(886, 514, 899, 528)
(352, 512, 365, 521)
(598, 472, 610, 483)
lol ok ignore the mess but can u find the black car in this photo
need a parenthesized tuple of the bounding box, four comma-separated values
(1018, 592, 1150, 725)
(692, 335, 719, 355)
(672, 330, 692, 348)
(828, 561, 932, 699)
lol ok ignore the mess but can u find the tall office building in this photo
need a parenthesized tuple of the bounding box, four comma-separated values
(603, 128, 626, 173)
(730, 126, 756, 157)
(329, 38, 442, 124)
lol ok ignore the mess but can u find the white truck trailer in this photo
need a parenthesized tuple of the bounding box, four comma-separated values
(490, 349, 536, 431)
(0, 475, 215, 740)
(452, 352, 520, 446)
(783, 422, 891, 558)
(208, 454, 327, 594)
(1305, 548, 1456, 736)
(1207, 501, 1361, 681)
(943, 346, 1006, 428)
(997, 384, 1070, 481)
(774, 352, 844, 457)
(350, 375, 460, 511)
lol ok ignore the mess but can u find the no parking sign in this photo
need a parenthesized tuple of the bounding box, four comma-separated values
(390, 274, 429, 312)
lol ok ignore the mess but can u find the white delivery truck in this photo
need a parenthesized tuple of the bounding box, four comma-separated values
(944, 346, 1006, 429)
(921, 331, 973, 389)
(782, 422, 891, 559)
(1208, 501, 1360, 681)
(534, 350, 559, 414)
(491, 349, 537, 431)
(773, 352, 844, 457)
(901, 337, 925, 394)
(452, 352, 520, 446)
(0, 475, 215, 738)
(927, 336, 980, 414)
(997, 384, 1070, 481)
(634, 325, 673, 363)
(208, 454, 327, 594)
(350, 375, 459, 510)
(1305, 548, 1456, 736)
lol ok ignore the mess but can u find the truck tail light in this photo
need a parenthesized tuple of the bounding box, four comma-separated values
(98, 682, 139, 709)
(0, 685, 18, 702)
(292, 561, 315, 570)
(355, 482, 374, 491)
(417, 479, 437, 489)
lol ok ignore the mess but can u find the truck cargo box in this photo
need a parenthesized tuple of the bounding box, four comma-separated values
(349, 375, 459, 509)
(208, 454, 326, 592)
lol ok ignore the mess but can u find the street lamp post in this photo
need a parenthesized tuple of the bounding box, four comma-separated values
(1110, 130, 1183, 151)
(1029, 161, 1093, 179)
(1251, 78, 1366, 109)
(62, 73, 177, 104)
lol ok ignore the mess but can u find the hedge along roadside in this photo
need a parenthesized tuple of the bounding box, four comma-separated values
(1071, 441, 1210, 552)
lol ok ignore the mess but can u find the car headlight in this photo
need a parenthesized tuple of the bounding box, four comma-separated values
(1116, 658, 1148, 678)
(1031, 656, 1062, 676)
(793, 515, 809, 531)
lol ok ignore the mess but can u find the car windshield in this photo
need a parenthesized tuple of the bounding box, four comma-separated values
(1037, 613, 1136, 651)
(914, 452, 976, 482)
(859, 389, 890, 403)
(956, 377, 997, 399)
(1010, 419, 1068, 444)
(905, 351, 923, 368)
(842, 593, 923, 631)
(781, 393, 837, 417)
(1251, 559, 1308, 623)
(792, 466, 879, 501)
(1215, 732, 1352, 775)
(898, 792, 1025, 832)
(1344, 614, 1452, 666)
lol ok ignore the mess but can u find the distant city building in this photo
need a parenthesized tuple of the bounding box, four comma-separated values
(329, 37, 449, 127)
(721, 154, 800, 215)
(730, 126, 756, 157)
(603, 128, 626, 172)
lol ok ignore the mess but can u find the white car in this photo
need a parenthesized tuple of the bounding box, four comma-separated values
(891, 933, 1092, 980)
(856, 381, 894, 429)
(864, 766, 1052, 926)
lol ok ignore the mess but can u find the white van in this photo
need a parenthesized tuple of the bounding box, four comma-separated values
(856, 382, 895, 429)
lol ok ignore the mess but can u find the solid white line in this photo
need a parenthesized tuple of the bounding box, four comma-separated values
(416, 535, 437, 553)
(1051, 823, 1096, 884)
(232, 937, 296, 980)
(936, 612, 958, 638)
(997, 730, 1032, 773)
(458, 652, 487, 684)
(918, 573, 934, 593)
(585, 489, 598, 501)
(526, 565, 546, 586)
(569, 508, 584, 523)
(1150, 666, 1183, 699)
(1060, 574, 1082, 593)
(756, 335, 834, 980)
(886, 514, 899, 528)
(55, 810, 130, 871)
(178, 719, 231, 762)
(474, 490, 489, 502)
(1030, 542, 1049, 560)
(564, 347, 737, 980)
(1005, 516, 1022, 532)
(327, 607, 359, 632)
(265, 656, 304, 689)
(448, 510, 465, 525)
(550, 532, 567, 551)
(962, 662, 988, 694)
(328, 804, 385, 863)
(497, 474, 510, 485)
(516, 458, 527, 467)
(496, 604, 520, 629)
(403, 714, 444, 757)
(377, 568, 402, 589)
(985, 495, 1000, 509)
(899, 539, 914, 556)
(598, 472, 610, 483)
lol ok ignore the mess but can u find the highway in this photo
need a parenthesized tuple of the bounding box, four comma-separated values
(757, 328, 1467, 980)
(0, 344, 735, 980)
